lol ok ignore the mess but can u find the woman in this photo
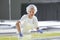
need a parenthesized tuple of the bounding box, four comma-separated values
(16, 4, 43, 37)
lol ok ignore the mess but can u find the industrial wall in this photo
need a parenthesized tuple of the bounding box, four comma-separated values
(0, 0, 60, 21)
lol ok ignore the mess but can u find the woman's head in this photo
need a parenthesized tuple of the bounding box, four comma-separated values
(26, 4, 37, 16)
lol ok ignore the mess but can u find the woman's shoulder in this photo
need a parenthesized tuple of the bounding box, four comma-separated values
(22, 14, 27, 17)
(33, 15, 37, 18)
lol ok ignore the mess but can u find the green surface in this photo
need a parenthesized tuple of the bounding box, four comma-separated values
(0, 32, 60, 40)
(0, 36, 18, 40)
(32, 32, 60, 38)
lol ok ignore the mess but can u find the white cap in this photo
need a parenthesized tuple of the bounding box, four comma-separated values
(26, 4, 37, 14)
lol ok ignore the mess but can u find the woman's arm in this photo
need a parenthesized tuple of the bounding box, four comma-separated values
(16, 21, 21, 33)
(33, 16, 38, 30)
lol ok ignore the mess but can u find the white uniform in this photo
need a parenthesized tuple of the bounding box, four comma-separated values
(19, 14, 38, 33)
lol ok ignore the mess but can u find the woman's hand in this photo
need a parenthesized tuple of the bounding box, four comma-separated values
(19, 32, 23, 37)
(36, 27, 43, 33)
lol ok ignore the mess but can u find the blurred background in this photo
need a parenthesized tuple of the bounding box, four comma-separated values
(0, 0, 60, 21)
(0, 0, 60, 40)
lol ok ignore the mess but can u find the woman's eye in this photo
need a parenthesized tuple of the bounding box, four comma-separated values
(32, 11, 34, 13)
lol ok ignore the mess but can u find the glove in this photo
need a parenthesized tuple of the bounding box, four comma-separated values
(19, 32, 23, 37)
(37, 29, 43, 33)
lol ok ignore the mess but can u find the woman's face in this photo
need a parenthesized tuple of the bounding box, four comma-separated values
(28, 8, 35, 17)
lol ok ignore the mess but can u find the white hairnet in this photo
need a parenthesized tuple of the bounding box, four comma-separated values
(26, 4, 37, 14)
